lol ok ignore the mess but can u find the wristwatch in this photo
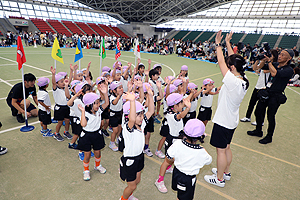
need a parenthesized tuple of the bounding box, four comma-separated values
(216, 43, 222, 47)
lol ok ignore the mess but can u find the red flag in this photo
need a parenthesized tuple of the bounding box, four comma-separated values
(17, 36, 26, 70)
(86, 42, 89, 49)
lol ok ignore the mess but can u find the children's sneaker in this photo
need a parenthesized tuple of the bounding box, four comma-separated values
(68, 143, 78, 149)
(156, 114, 162, 119)
(108, 127, 113, 132)
(40, 128, 52, 134)
(0, 146, 8, 155)
(155, 179, 168, 193)
(251, 121, 264, 126)
(204, 174, 225, 187)
(240, 117, 251, 122)
(94, 165, 106, 174)
(155, 150, 165, 159)
(128, 194, 139, 200)
(154, 117, 161, 124)
(43, 131, 54, 137)
(91, 151, 94, 157)
(211, 168, 231, 181)
(16, 114, 25, 123)
(51, 118, 58, 123)
(83, 171, 90, 181)
(166, 167, 173, 174)
(78, 152, 84, 161)
(63, 131, 73, 140)
(63, 121, 66, 126)
(143, 148, 153, 157)
(102, 129, 109, 137)
(53, 133, 64, 141)
(109, 142, 118, 151)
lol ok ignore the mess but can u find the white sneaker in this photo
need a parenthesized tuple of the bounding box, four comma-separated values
(211, 168, 231, 181)
(128, 194, 139, 200)
(94, 165, 106, 174)
(204, 174, 225, 187)
(143, 148, 153, 157)
(251, 121, 264, 126)
(108, 127, 113, 132)
(109, 142, 118, 152)
(240, 117, 251, 122)
(166, 167, 173, 174)
(155, 179, 168, 193)
(83, 171, 90, 181)
(155, 150, 165, 159)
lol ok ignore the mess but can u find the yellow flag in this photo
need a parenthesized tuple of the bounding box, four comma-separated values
(51, 37, 64, 64)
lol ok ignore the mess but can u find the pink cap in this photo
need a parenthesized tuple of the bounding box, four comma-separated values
(110, 81, 122, 90)
(75, 81, 88, 93)
(181, 65, 188, 71)
(184, 119, 205, 137)
(55, 74, 64, 83)
(153, 64, 162, 69)
(123, 66, 129, 73)
(37, 77, 49, 87)
(164, 84, 177, 94)
(166, 93, 183, 107)
(96, 77, 106, 85)
(113, 61, 122, 69)
(102, 66, 111, 72)
(70, 80, 81, 89)
(101, 72, 110, 77)
(187, 83, 197, 90)
(115, 70, 122, 74)
(57, 72, 67, 78)
(123, 100, 145, 115)
(83, 93, 100, 106)
(143, 82, 153, 93)
(203, 78, 214, 85)
(173, 79, 183, 87)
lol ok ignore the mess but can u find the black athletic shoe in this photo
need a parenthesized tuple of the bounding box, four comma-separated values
(0, 146, 8, 155)
(102, 129, 109, 137)
(16, 114, 25, 123)
(259, 136, 272, 144)
(12, 109, 18, 116)
(247, 130, 263, 137)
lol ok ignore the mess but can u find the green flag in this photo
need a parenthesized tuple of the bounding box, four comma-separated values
(100, 38, 106, 59)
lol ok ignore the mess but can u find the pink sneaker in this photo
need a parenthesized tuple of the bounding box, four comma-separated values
(166, 167, 173, 174)
(128, 194, 138, 200)
(155, 150, 165, 159)
(155, 179, 168, 193)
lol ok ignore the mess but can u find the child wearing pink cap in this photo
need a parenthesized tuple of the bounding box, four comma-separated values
(120, 63, 132, 92)
(153, 64, 166, 119)
(109, 81, 124, 151)
(197, 78, 221, 128)
(178, 65, 189, 82)
(37, 77, 53, 137)
(77, 85, 109, 181)
(50, 66, 72, 141)
(167, 119, 212, 200)
(155, 93, 191, 193)
(119, 88, 154, 200)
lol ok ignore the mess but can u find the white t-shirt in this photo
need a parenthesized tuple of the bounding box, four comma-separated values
(167, 139, 212, 175)
(165, 112, 183, 137)
(255, 70, 270, 89)
(52, 87, 68, 105)
(120, 76, 130, 92)
(110, 94, 123, 112)
(200, 87, 217, 108)
(157, 76, 165, 86)
(212, 71, 248, 129)
(149, 79, 159, 96)
(123, 115, 148, 157)
(37, 90, 51, 114)
(81, 106, 104, 132)
(70, 98, 84, 117)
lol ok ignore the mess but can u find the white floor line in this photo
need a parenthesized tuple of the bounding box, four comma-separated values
(287, 86, 300, 95)
(0, 56, 51, 74)
(0, 121, 40, 134)
(0, 78, 13, 87)
(0, 63, 16, 66)
(5, 75, 52, 82)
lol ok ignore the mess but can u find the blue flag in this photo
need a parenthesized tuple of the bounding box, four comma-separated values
(74, 38, 83, 63)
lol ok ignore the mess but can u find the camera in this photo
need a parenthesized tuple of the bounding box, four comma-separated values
(254, 42, 271, 61)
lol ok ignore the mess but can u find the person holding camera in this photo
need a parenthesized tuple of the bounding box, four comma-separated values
(240, 49, 278, 124)
(247, 49, 294, 144)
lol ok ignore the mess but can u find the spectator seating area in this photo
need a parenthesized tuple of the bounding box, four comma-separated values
(28, 18, 128, 38)
(47, 19, 72, 37)
(9, 16, 25, 19)
(30, 18, 54, 33)
(0, 31, 3, 36)
(75, 22, 97, 35)
(169, 30, 299, 49)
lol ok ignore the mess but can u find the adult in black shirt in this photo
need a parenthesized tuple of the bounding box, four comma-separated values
(6, 73, 38, 123)
(247, 49, 294, 144)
